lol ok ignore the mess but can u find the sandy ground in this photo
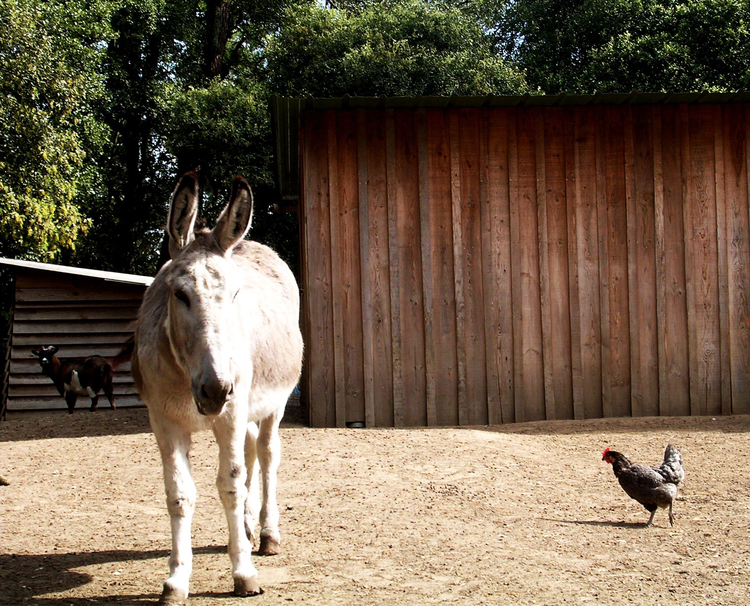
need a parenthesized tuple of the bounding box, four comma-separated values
(1, 405, 749, 605)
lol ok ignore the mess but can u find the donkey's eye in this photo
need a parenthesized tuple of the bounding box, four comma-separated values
(174, 289, 190, 308)
(232, 289, 240, 303)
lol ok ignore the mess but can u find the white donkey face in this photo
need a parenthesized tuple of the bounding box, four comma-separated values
(162, 172, 254, 416)
(165, 250, 245, 416)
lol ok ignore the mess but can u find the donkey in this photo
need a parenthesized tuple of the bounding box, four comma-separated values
(31, 346, 115, 413)
(131, 172, 303, 603)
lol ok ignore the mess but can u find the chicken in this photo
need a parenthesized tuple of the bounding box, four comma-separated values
(602, 444, 684, 527)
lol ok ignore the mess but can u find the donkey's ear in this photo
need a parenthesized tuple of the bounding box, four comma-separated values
(50, 345, 59, 354)
(212, 176, 253, 253)
(31, 349, 40, 356)
(167, 172, 200, 259)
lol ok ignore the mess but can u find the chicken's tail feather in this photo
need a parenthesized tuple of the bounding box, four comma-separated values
(658, 444, 685, 484)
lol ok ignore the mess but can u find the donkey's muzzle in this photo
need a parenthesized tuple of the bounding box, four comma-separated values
(192, 376, 233, 416)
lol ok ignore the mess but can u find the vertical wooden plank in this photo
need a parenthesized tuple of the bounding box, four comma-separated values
(458, 108, 488, 425)
(486, 108, 515, 424)
(479, 110, 502, 424)
(543, 108, 574, 420)
(723, 104, 750, 413)
(739, 103, 750, 414)
(653, 105, 668, 416)
(508, 108, 524, 423)
(714, 104, 732, 416)
(357, 109, 373, 426)
(335, 110, 365, 425)
(449, 110, 469, 425)
(624, 106, 641, 417)
(566, 108, 583, 420)
(631, 106, 659, 417)
(394, 109, 427, 427)
(686, 104, 722, 416)
(572, 107, 603, 420)
(417, 108, 437, 426)
(603, 105, 631, 417)
(325, 110, 347, 427)
(385, 109, 404, 427)
(297, 115, 311, 424)
(426, 109, 459, 426)
(301, 110, 336, 427)
(658, 105, 691, 416)
(362, 109, 394, 427)
(514, 109, 546, 421)
(740, 104, 750, 414)
(535, 109, 556, 421)
(596, 105, 613, 418)
(681, 104, 701, 417)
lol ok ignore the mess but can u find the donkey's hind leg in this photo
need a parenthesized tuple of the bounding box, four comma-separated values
(257, 403, 285, 556)
(243, 422, 261, 548)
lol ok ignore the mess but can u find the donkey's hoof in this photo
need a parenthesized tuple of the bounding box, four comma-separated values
(258, 536, 281, 556)
(234, 575, 263, 596)
(158, 587, 187, 605)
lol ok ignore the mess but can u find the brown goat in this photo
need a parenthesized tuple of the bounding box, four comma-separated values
(31, 346, 116, 414)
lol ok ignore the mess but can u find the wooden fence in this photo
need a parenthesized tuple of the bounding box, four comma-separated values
(298, 101, 750, 427)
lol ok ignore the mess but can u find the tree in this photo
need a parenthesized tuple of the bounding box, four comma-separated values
(494, 0, 750, 94)
(83, 0, 311, 275)
(0, 0, 111, 261)
(265, 0, 528, 97)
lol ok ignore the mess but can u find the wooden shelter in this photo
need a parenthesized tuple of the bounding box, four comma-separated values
(1, 258, 152, 415)
(272, 93, 750, 428)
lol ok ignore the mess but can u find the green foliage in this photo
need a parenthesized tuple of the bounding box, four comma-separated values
(3, 0, 750, 279)
(497, 0, 750, 94)
(0, 0, 111, 260)
(266, 0, 528, 97)
(161, 79, 274, 220)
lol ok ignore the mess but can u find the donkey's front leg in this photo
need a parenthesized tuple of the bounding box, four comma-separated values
(213, 417, 261, 596)
(152, 422, 196, 605)
(257, 410, 283, 556)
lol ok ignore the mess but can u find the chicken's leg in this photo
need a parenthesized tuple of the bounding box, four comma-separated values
(645, 510, 656, 527)
(668, 502, 675, 526)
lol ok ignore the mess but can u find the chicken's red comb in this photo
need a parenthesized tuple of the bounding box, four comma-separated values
(602, 447, 611, 458)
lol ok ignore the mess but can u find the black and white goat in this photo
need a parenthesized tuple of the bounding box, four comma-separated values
(31, 346, 116, 414)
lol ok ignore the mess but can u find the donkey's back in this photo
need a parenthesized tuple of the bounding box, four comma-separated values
(132, 172, 303, 603)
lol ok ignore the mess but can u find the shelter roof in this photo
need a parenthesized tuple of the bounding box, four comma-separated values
(0, 257, 153, 286)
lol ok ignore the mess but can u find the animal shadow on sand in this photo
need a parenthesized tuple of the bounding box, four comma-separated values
(0, 408, 153, 443)
(543, 517, 660, 529)
(0, 544, 246, 605)
(0, 400, 307, 444)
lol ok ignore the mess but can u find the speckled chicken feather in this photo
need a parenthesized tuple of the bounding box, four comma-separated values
(602, 444, 685, 526)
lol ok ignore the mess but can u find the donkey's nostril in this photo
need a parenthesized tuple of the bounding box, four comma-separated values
(194, 375, 232, 416)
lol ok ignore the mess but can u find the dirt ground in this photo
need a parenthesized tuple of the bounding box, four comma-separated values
(1, 405, 749, 605)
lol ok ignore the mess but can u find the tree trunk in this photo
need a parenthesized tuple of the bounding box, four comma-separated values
(205, 0, 232, 79)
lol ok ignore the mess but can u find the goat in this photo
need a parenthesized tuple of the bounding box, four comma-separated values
(31, 346, 116, 414)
